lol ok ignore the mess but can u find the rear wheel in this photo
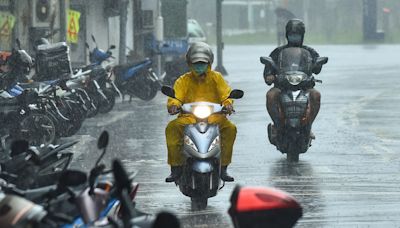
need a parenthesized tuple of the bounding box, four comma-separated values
(64, 101, 84, 136)
(134, 80, 158, 101)
(86, 92, 100, 118)
(98, 88, 116, 114)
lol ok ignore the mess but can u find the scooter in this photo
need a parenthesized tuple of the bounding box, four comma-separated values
(83, 35, 122, 114)
(113, 58, 161, 101)
(260, 47, 328, 162)
(0, 140, 75, 190)
(161, 86, 244, 210)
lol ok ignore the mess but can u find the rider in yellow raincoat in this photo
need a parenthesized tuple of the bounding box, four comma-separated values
(165, 42, 237, 182)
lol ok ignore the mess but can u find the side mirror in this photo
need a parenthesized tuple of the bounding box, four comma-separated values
(315, 57, 328, 66)
(95, 131, 109, 167)
(161, 86, 176, 99)
(15, 38, 21, 50)
(97, 131, 109, 150)
(109, 45, 116, 50)
(58, 170, 87, 188)
(152, 212, 181, 228)
(228, 90, 244, 99)
(260, 56, 277, 70)
(91, 35, 96, 43)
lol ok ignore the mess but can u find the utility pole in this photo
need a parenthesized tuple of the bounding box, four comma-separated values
(119, 0, 129, 64)
(155, 0, 164, 76)
(59, 0, 67, 41)
(215, 0, 228, 76)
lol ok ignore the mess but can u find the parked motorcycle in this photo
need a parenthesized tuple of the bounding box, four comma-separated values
(18, 78, 87, 138)
(0, 132, 179, 228)
(0, 140, 75, 190)
(113, 58, 161, 101)
(0, 42, 67, 147)
(83, 35, 121, 114)
(161, 86, 244, 210)
(0, 170, 87, 227)
(260, 47, 328, 162)
(0, 87, 57, 148)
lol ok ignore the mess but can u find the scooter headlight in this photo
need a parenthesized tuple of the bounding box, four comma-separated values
(208, 136, 220, 152)
(286, 73, 305, 86)
(184, 135, 198, 152)
(193, 105, 213, 119)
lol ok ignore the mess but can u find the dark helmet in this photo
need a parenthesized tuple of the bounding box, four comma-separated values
(285, 19, 305, 46)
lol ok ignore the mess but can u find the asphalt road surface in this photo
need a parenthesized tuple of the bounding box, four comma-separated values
(70, 45, 400, 227)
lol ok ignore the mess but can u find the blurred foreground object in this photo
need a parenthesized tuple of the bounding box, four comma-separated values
(228, 185, 302, 228)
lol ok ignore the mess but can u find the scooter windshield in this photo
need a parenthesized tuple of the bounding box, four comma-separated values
(277, 47, 313, 75)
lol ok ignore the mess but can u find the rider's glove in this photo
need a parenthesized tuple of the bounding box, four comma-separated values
(224, 104, 234, 115)
(168, 105, 180, 115)
(264, 75, 275, 85)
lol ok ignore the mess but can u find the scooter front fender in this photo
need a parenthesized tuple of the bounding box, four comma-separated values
(192, 161, 213, 173)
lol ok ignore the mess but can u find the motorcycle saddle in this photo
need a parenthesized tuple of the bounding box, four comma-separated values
(113, 58, 150, 76)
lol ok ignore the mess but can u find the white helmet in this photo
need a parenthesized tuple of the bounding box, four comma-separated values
(186, 42, 214, 64)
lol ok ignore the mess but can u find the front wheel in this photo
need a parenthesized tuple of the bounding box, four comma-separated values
(287, 152, 299, 162)
(191, 197, 208, 211)
(19, 111, 56, 146)
(286, 142, 300, 162)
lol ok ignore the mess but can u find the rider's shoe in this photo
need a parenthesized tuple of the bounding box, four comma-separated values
(310, 131, 315, 140)
(165, 166, 182, 182)
(221, 166, 234, 182)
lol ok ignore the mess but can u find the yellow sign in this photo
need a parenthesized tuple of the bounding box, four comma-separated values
(0, 12, 15, 37)
(67, 9, 81, 43)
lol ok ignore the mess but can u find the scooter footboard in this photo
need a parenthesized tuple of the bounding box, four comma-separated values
(179, 158, 220, 198)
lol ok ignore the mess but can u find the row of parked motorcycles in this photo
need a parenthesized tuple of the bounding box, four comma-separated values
(0, 131, 163, 227)
(0, 131, 303, 228)
(0, 36, 162, 150)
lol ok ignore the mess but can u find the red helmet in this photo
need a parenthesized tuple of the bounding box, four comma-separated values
(228, 185, 303, 228)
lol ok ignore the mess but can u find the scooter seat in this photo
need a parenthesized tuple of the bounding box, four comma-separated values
(113, 58, 151, 76)
(19, 79, 60, 89)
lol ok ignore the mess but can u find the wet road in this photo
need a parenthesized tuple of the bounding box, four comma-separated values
(70, 45, 400, 227)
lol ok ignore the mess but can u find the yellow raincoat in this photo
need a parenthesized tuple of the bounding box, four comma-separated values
(165, 68, 237, 166)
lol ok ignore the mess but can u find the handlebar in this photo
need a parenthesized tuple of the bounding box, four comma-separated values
(168, 106, 235, 116)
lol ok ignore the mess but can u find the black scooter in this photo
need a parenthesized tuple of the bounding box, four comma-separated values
(260, 47, 328, 162)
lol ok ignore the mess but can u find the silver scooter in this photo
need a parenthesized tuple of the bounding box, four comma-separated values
(161, 86, 243, 210)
